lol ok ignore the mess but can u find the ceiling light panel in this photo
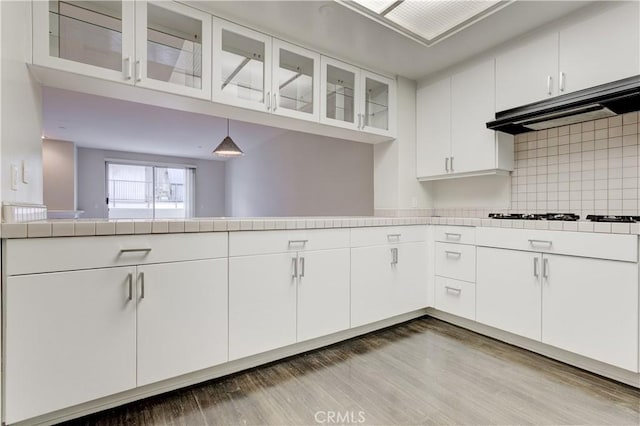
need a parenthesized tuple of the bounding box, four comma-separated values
(352, 0, 399, 14)
(385, 0, 501, 41)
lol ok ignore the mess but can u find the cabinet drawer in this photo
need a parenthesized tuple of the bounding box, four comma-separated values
(435, 276, 476, 320)
(435, 242, 476, 283)
(229, 229, 349, 257)
(476, 227, 637, 262)
(434, 226, 475, 245)
(350, 226, 426, 248)
(5, 233, 228, 276)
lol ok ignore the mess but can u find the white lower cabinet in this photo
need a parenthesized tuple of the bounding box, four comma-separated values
(434, 276, 476, 320)
(351, 241, 427, 327)
(297, 249, 350, 342)
(476, 247, 542, 341)
(228, 230, 351, 360)
(136, 259, 228, 386)
(541, 254, 638, 371)
(477, 246, 639, 372)
(229, 252, 298, 360)
(5, 267, 137, 424)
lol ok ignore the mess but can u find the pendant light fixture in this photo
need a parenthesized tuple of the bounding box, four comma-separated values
(213, 119, 244, 157)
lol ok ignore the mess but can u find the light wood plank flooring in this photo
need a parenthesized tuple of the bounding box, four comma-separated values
(68, 317, 640, 425)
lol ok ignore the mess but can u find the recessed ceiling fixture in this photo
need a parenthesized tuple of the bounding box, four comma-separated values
(213, 119, 244, 158)
(336, 0, 513, 46)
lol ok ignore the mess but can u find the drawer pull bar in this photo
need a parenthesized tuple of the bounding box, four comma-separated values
(387, 233, 402, 240)
(120, 248, 152, 254)
(445, 232, 462, 240)
(528, 239, 553, 247)
(445, 250, 462, 257)
(445, 286, 462, 294)
(288, 239, 308, 247)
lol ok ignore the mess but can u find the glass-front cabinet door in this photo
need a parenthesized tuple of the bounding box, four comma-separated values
(135, 1, 211, 99)
(320, 57, 360, 130)
(272, 39, 320, 122)
(212, 18, 272, 112)
(33, 0, 135, 83)
(360, 70, 396, 137)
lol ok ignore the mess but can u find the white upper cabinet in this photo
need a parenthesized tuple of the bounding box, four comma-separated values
(558, 1, 640, 95)
(320, 56, 360, 130)
(496, 33, 559, 111)
(272, 39, 321, 122)
(34, 1, 212, 99)
(416, 76, 451, 178)
(360, 70, 396, 137)
(212, 18, 272, 112)
(33, 0, 135, 83)
(320, 58, 396, 136)
(495, 2, 640, 110)
(134, 0, 212, 99)
(416, 59, 513, 180)
(451, 59, 501, 175)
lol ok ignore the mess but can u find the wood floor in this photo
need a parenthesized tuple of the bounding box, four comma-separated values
(68, 317, 640, 425)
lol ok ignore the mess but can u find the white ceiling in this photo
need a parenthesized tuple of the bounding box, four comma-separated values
(188, 0, 593, 81)
(42, 87, 288, 160)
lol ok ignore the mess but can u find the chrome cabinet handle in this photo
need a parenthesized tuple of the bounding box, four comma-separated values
(390, 247, 398, 265)
(358, 113, 362, 129)
(450, 156, 454, 172)
(273, 93, 277, 111)
(546, 75, 552, 95)
(533, 257, 539, 278)
(288, 239, 308, 248)
(299, 257, 305, 278)
(135, 60, 141, 82)
(361, 113, 366, 128)
(543, 258, 549, 279)
(445, 286, 462, 294)
(445, 232, 462, 240)
(266, 91, 271, 110)
(124, 57, 132, 80)
(139, 272, 145, 299)
(559, 71, 565, 92)
(445, 157, 449, 172)
(127, 273, 133, 301)
(387, 233, 401, 241)
(445, 250, 462, 258)
(528, 239, 553, 247)
(292, 256, 298, 278)
(120, 248, 152, 254)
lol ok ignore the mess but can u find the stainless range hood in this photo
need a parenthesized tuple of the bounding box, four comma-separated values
(487, 75, 640, 134)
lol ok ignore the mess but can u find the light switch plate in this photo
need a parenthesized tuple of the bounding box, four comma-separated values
(10, 164, 19, 191)
(22, 160, 30, 184)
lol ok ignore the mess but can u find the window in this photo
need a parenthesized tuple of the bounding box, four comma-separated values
(106, 162, 195, 219)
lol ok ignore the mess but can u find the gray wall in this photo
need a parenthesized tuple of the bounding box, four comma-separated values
(225, 131, 374, 217)
(77, 147, 226, 218)
(43, 139, 76, 210)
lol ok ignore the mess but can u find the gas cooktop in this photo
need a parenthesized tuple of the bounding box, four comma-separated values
(585, 215, 640, 223)
(488, 213, 580, 221)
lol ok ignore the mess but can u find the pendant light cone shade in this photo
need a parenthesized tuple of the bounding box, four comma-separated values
(213, 119, 244, 157)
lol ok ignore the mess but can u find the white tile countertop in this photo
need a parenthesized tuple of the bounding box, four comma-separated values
(1, 216, 639, 238)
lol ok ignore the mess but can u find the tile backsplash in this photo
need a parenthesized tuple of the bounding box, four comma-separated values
(511, 111, 640, 218)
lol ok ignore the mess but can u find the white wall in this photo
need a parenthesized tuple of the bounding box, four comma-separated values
(225, 131, 373, 217)
(1, 1, 43, 205)
(431, 175, 511, 209)
(42, 139, 76, 210)
(374, 76, 433, 211)
(76, 147, 226, 218)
